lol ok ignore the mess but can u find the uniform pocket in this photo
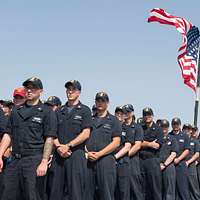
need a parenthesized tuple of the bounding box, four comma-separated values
(71, 120, 82, 133)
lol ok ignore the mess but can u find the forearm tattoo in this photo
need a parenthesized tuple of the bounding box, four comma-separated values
(43, 137, 53, 160)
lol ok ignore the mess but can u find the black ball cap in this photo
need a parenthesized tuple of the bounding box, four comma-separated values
(171, 117, 181, 125)
(95, 92, 109, 102)
(65, 80, 81, 91)
(115, 106, 124, 113)
(156, 119, 162, 126)
(161, 119, 170, 127)
(122, 104, 134, 113)
(23, 77, 43, 89)
(143, 107, 154, 116)
(2, 100, 14, 107)
(183, 123, 192, 130)
(45, 96, 62, 106)
(192, 126, 198, 131)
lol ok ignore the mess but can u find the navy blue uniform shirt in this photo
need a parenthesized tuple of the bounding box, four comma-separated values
(122, 122, 144, 155)
(6, 102, 57, 155)
(139, 122, 163, 159)
(187, 137, 200, 160)
(169, 131, 190, 158)
(86, 112, 121, 152)
(159, 134, 179, 163)
(57, 102, 92, 149)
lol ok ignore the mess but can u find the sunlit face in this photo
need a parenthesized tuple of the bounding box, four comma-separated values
(124, 111, 133, 120)
(24, 85, 43, 101)
(95, 99, 108, 112)
(66, 86, 80, 101)
(115, 111, 125, 122)
(192, 130, 199, 138)
(172, 123, 181, 132)
(13, 95, 26, 106)
(2, 106, 11, 115)
(183, 128, 192, 136)
(162, 126, 169, 134)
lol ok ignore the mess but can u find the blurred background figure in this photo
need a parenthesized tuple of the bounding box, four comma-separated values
(115, 106, 125, 123)
(1, 100, 14, 117)
(156, 119, 162, 127)
(45, 96, 62, 111)
(13, 87, 26, 106)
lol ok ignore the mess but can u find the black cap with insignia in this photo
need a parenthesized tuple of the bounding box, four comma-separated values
(95, 92, 109, 102)
(65, 80, 81, 91)
(161, 119, 170, 128)
(142, 107, 154, 116)
(45, 96, 62, 106)
(182, 123, 192, 130)
(156, 119, 162, 126)
(192, 126, 198, 131)
(115, 106, 124, 113)
(171, 117, 181, 125)
(23, 77, 43, 89)
(2, 100, 14, 108)
(122, 104, 134, 113)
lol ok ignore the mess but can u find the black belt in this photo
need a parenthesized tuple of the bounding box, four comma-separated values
(13, 149, 43, 159)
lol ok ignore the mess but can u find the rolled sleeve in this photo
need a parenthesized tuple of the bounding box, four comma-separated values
(44, 108, 57, 138)
(111, 117, 122, 138)
(184, 134, 190, 150)
(171, 137, 179, 153)
(156, 127, 163, 146)
(81, 107, 93, 130)
(135, 124, 144, 142)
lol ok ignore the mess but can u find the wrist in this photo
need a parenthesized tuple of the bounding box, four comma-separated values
(55, 144, 61, 149)
(161, 162, 165, 167)
(41, 159, 48, 164)
(98, 151, 103, 158)
(163, 162, 167, 167)
(66, 142, 73, 148)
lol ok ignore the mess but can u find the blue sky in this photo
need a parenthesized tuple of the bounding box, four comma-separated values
(0, 0, 200, 124)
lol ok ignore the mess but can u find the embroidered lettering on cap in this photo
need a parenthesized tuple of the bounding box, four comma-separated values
(30, 77, 38, 81)
(48, 96, 54, 101)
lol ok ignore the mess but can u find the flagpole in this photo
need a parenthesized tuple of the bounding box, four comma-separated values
(194, 43, 200, 127)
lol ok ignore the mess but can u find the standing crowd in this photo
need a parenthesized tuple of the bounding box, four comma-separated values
(0, 77, 200, 200)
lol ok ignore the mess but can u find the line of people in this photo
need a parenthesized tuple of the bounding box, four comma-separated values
(0, 77, 200, 200)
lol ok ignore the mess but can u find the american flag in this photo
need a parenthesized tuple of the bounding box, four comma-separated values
(148, 8, 200, 92)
